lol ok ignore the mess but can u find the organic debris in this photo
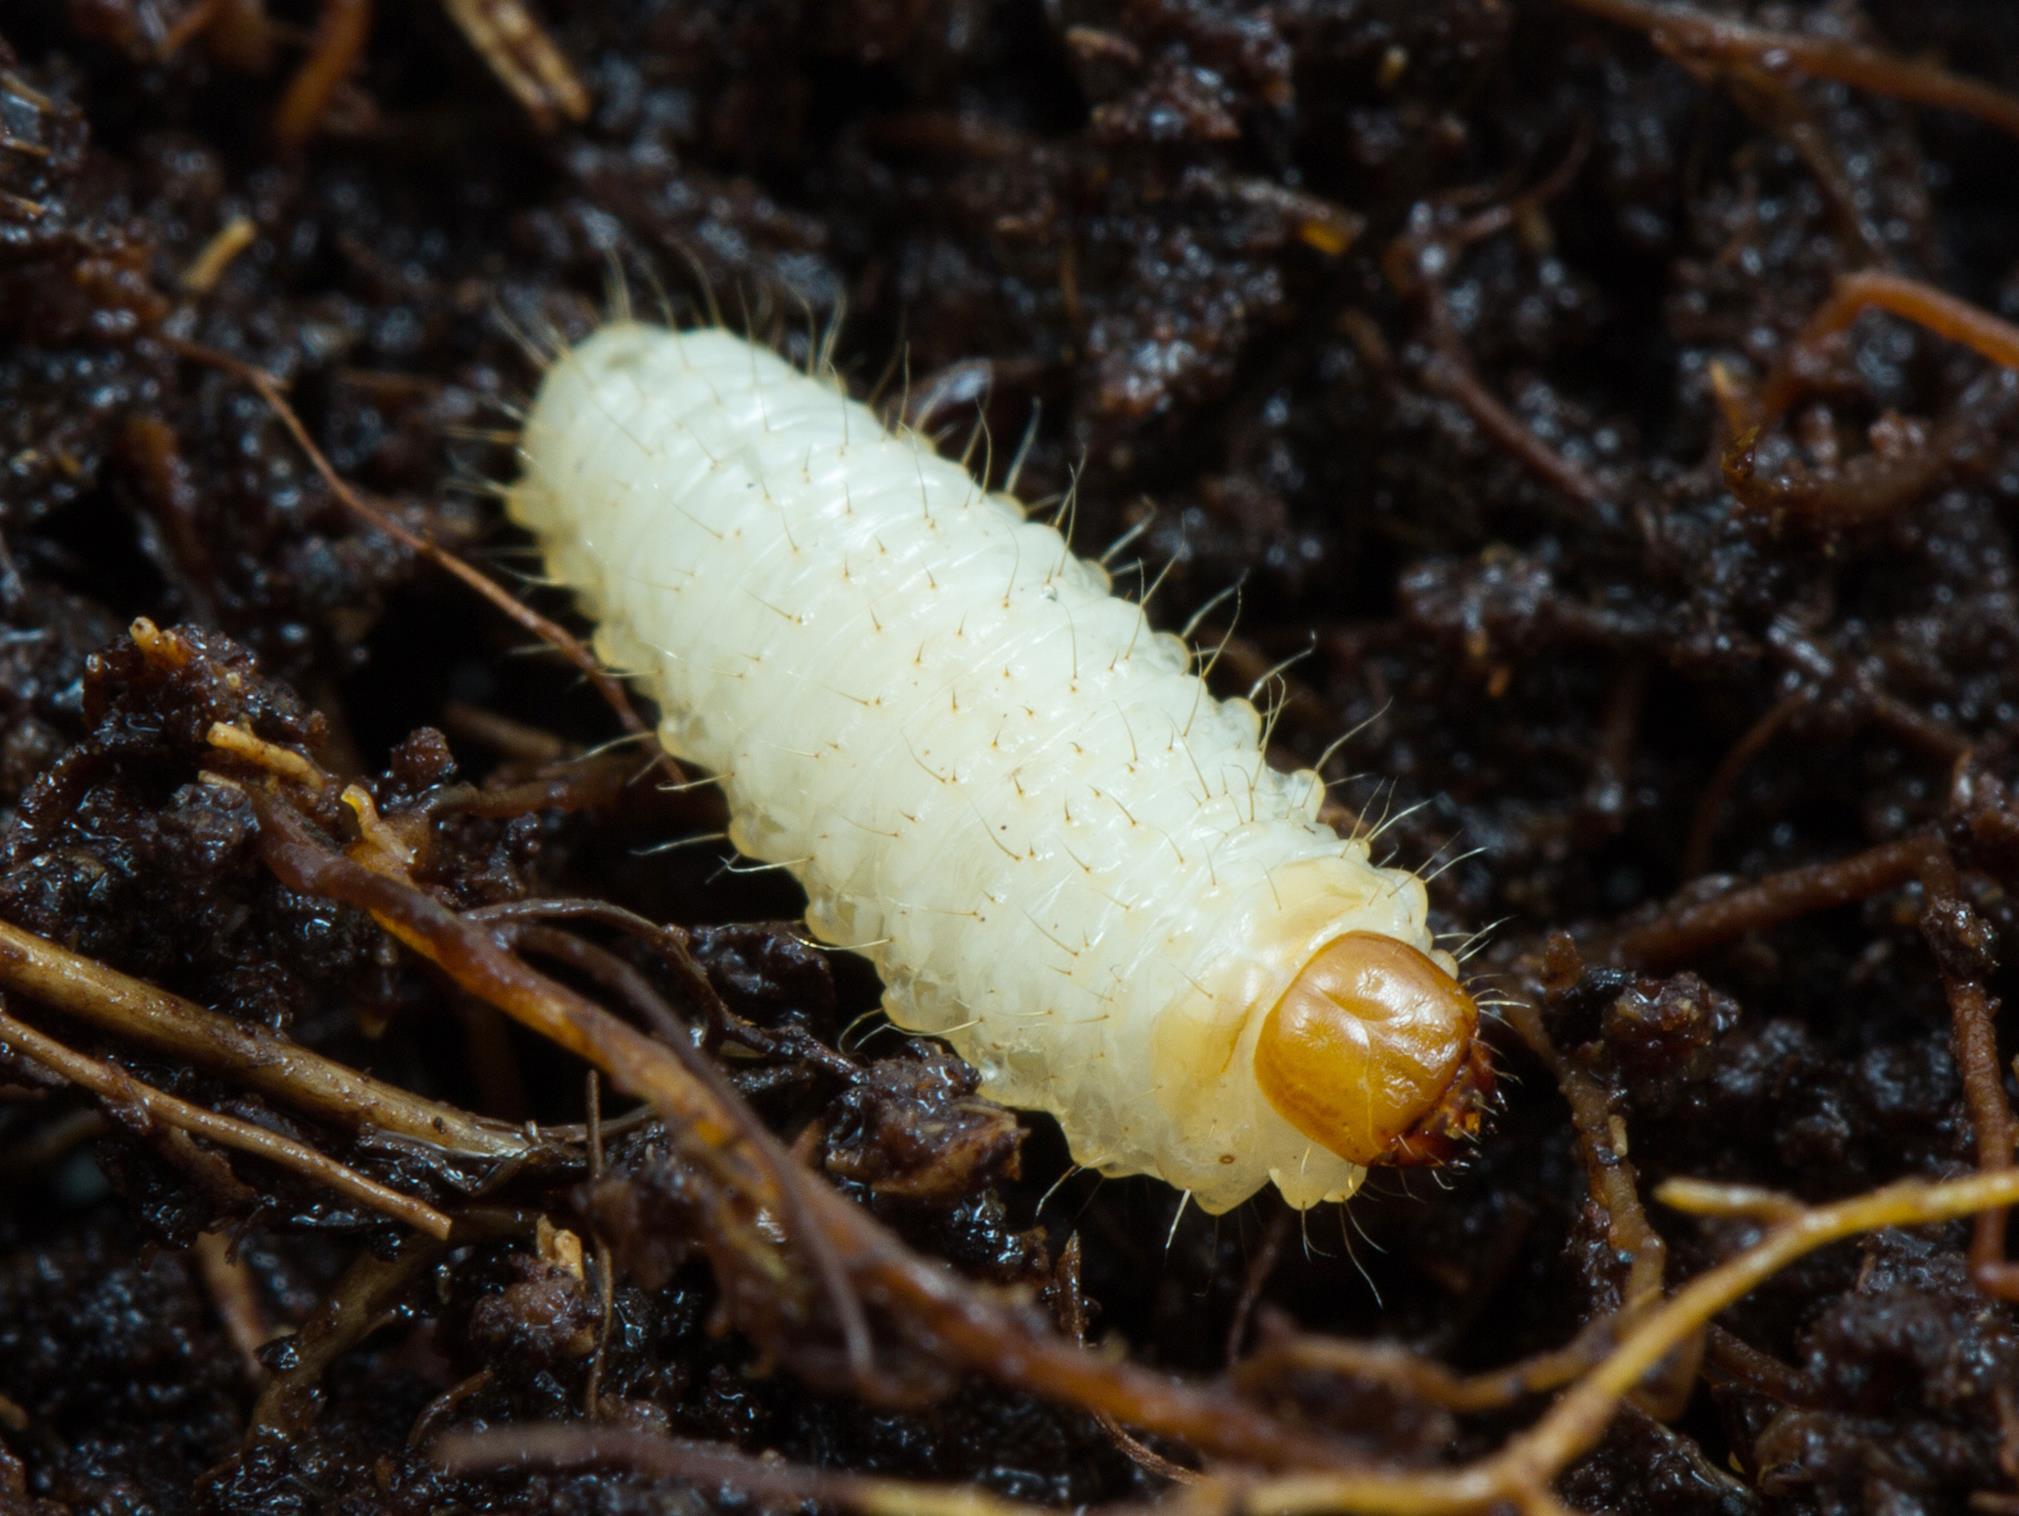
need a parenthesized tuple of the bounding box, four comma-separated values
(3, 4, 2019, 1513)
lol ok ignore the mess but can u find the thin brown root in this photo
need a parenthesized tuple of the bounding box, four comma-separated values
(440, 0, 590, 128)
(441, 1162, 2019, 1512)
(0, 1005, 453, 1240)
(0, 915, 533, 1161)
(252, 1243, 444, 1431)
(160, 0, 227, 57)
(1720, 417, 1961, 529)
(423, 752, 643, 821)
(1609, 832, 1934, 970)
(161, 0, 276, 68)
(1713, 273, 2019, 532)
(0, 1106, 107, 1179)
(459, 897, 858, 1078)
(1765, 624, 1969, 762)
(1558, 0, 2019, 144)
(435, 1425, 1109, 1516)
(1225, 1206, 1293, 1365)
(180, 214, 259, 294)
(193, 1230, 274, 1379)
(1505, 960, 1669, 1315)
(1918, 843, 2019, 1300)
(1422, 342, 1607, 513)
(439, 701, 576, 763)
(1056, 1234, 1205, 1485)
(1236, 1322, 1607, 1417)
(1758, 270, 2019, 422)
(272, 0, 373, 149)
(1242, 1165, 2019, 1514)
(164, 337, 674, 783)
(1385, 237, 1608, 514)
(1682, 692, 1808, 879)
(207, 720, 327, 789)
(1655, 1179, 1807, 1224)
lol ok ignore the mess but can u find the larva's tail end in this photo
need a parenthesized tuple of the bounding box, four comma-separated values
(1253, 931, 1489, 1169)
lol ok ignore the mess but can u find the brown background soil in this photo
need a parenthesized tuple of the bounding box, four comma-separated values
(2, 2, 2018, 1512)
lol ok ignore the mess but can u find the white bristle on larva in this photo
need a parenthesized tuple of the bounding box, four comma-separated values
(507, 323, 1484, 1214)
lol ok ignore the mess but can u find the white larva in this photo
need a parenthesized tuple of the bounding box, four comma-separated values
(506, 323, 1490, 1214)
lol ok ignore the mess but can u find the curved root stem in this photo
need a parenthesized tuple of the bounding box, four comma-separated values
(0, 1003, 454, 1240)
(437, 1151, 2019, 1509)
(1558, 0, 2019, 144)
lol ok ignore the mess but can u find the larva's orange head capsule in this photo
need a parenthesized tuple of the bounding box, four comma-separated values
(1253, 931, 1491, 1168)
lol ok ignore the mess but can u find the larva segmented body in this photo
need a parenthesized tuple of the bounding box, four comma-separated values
(508, 324, 1488, 1213)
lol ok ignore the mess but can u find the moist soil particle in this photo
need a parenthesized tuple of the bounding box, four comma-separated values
(2, 3, 2019, 1513)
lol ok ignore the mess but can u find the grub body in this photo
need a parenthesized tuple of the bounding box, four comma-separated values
(509, 324, 1449, 1210)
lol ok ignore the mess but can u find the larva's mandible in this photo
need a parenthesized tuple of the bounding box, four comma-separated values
(508, 323, 1490, 1213)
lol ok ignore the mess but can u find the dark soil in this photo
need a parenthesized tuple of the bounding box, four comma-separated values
(2, 2, 2018, 1513)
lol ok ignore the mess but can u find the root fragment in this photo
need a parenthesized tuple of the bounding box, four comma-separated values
(1919, 842, 2019, 1300)
(442, 1163, 2019, 1512)
(1610, 833, 1934, 970)
(1384, 238, 1607, 515)
(1759, 271, 2019, 423)
(272, 0, 373, 148)
(0, 1004, 453, 1240)
(1558, 0, 2019, 143)
(0, 915, 533, 1161)
(166, 339, 673, 781)
(1724, 272, 2019, 530)
(253, 1244, 445, 1431)
(440, 0, 589, 129)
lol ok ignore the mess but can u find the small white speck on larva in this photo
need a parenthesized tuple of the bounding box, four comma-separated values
(508, 323, 1486, 1213)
